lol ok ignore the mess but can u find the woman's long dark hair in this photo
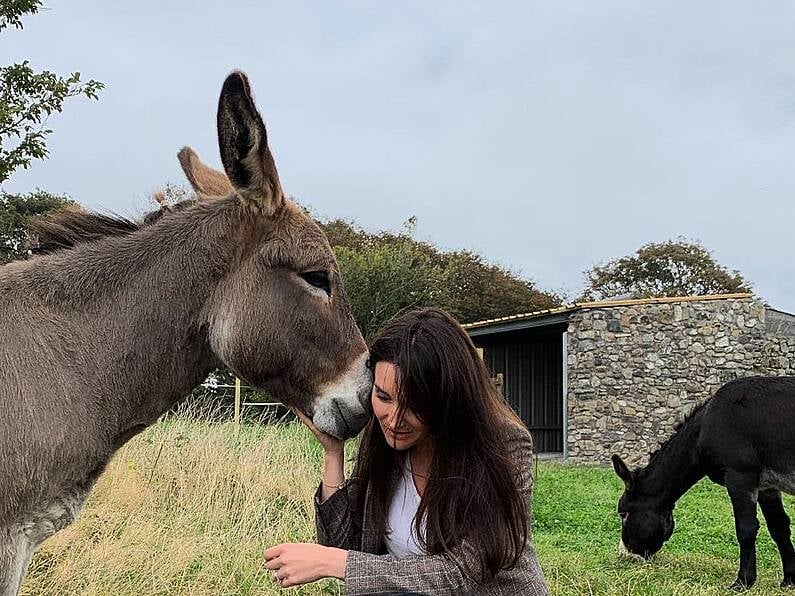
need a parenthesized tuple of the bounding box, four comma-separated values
(355, 307, 529, 581)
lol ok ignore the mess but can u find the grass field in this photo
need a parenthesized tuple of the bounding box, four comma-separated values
(534, 464, 794, 595)
(19, 418, 795, 595)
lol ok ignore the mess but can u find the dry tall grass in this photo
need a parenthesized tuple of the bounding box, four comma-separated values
(21, 414, 349, 596)
(27, 414, 782, 595)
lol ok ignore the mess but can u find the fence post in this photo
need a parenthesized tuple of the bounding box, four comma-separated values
(234, 377, 241, 425)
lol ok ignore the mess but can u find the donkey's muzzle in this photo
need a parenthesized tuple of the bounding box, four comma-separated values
(618, 539, 648, 562)
(313, 396, 371, 440)
(312, 352, 373, 439)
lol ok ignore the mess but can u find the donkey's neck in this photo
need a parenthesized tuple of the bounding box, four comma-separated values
(638, 406, 707, 508)
(17, 197, 251, 433)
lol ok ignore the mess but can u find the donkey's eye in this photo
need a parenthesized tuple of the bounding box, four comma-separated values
(300, 270, 331, 295)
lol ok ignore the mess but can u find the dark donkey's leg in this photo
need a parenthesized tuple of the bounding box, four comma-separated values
(759, 489, 795, 587)
(726, 472, 761, 590)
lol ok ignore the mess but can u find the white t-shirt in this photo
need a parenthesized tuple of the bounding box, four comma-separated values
(383, 456, 425, 558)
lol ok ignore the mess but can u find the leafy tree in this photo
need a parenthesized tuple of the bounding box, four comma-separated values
(0, 1, 41, 31)
(318, 216, 560, 334)
(437, 250, 560, 323)
(0, 189, 75, 263)
(335, 243, 443, 339)
(1, 1, 104, 182)
(321, 216, 372, 253)
(581, 238, 752, 301)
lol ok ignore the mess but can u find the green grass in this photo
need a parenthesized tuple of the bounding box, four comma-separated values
(20, 420, 795, 595)
(535, 463, 795, 595)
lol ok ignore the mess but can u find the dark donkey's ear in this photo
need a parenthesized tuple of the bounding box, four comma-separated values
(216, 70, 285, 216)
(611, 454, 634, 488)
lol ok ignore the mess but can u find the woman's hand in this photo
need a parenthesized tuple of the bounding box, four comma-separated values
(264, 543, 347, 588)
(292, 408, 344, 455)
(292, 408, 346, 501)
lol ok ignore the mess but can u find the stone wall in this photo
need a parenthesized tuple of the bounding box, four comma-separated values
(760, 309, 795, 375)
(565, 297, 795, 464)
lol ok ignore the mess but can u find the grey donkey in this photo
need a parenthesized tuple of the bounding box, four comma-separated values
(0, 71, 372, 595)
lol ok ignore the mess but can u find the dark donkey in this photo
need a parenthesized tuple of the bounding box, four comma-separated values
(613, 376, 795, 590)
(0, 71, 372, 596)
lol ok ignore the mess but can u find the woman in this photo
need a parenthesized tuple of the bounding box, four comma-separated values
(265, 308, 549, 595)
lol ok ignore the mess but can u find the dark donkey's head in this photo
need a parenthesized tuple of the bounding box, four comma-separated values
(611, 455, 674, 560)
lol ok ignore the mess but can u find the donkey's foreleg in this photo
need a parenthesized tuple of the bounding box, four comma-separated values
(759, 489, 795, 587)
(0, 528, 32, 596)
(726, 474, 761, 591)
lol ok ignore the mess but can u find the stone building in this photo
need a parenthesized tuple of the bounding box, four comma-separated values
(464, 294, 795, 464)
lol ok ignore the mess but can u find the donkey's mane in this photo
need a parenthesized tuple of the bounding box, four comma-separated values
(642, 396, 712, 471)
(29, 200, 197, 256)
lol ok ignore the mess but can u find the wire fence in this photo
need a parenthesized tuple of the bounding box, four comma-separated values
(212, 378, 284, 424)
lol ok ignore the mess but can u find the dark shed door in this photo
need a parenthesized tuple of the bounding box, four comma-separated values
(479, 329, 564, 453)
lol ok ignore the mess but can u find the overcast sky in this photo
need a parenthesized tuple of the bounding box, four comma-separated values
(3, 1, 795, 312)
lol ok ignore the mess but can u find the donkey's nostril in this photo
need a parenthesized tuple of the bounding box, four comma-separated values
(332, 399, 351, 437)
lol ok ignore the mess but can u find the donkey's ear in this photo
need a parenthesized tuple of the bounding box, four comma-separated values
(177, 146, 234, 198)
(216, 71, 285, 216)
(611, 454, 634, 488)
